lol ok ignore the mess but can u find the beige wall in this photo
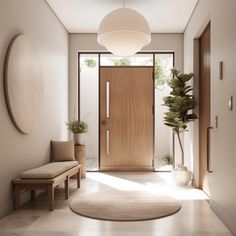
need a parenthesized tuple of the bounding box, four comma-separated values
(184, 0, 236, 233)
(69, 33, 183, 119)
(0, 0, 69, 217)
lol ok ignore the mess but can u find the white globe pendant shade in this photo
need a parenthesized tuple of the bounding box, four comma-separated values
(97, 8, 151, 56)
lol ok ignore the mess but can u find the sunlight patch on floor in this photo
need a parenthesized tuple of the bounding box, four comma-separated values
(87, 172, 208, 201)
(87, 172, 142, 191)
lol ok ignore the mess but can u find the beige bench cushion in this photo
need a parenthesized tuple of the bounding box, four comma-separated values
(21, 163, 67, 179)
(52, 161, 78, 170)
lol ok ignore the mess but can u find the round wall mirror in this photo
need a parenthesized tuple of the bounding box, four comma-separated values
(5, 34, 43, 134)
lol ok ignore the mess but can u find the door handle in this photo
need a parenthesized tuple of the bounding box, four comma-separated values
(106, 81, 110, 118)
(106, 130, 110, 155)
(102, 120, 107, 126)
(207, 126, 213, 173)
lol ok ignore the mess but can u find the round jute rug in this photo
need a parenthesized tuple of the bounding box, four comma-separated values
(69, 190, 181, 221)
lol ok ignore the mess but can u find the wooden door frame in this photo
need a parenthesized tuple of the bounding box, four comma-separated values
(78, 51, 175, 171)
(199, 21, 211, 189)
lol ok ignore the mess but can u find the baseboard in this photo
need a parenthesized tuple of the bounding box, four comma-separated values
(0, 198, 13, 218)
(210, 199, 236, 235)
(0, 191, 31, 218)
(0, 190, 44, 219)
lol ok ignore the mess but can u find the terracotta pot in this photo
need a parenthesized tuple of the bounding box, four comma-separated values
(74, 145, 86, 178)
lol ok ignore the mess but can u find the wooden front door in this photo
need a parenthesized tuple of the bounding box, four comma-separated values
(100, 67, 153, 171)
(199, 23, 212, 195)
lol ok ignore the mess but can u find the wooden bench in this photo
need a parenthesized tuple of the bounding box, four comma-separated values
(12, 161, 81, 211)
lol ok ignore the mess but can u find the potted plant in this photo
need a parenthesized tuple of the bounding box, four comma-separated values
(163, 154, 173, 166)
(66, 120, 88, 145)
(163, 68, 198, 185)
(157, 154, 173, 171)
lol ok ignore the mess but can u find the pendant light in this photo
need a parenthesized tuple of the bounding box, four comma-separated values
(97, 0, 151, 56)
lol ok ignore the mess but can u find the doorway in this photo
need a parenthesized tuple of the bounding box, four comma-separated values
(78, 53, 174, 171)
(100, 67, 153, 171)
(199, 22, 212, 195)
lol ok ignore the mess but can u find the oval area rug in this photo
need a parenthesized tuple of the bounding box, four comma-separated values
(70, 190, 181, 221)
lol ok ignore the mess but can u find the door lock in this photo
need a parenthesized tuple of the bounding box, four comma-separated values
(102, 120, 107, 125)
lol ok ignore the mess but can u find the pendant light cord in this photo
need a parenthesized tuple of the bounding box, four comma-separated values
(123, 0, 126, 8)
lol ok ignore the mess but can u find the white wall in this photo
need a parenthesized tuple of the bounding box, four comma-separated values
(184, 0, 236, 233)
(0, 0, 69, 217)
(69, 33, 183, 121)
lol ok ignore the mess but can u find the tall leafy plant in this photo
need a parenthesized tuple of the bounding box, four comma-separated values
(163, 69, 198, 165)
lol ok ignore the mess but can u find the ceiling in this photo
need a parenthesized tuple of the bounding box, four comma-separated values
(46, 0, 198, 33)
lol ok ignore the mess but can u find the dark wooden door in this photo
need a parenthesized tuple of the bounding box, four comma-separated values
(199, 23, 211, 195)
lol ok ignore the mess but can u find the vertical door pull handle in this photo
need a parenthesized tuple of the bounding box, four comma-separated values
(207, 126, 213, 173)
(106, 82, 110, 118)
(106, 130, 110, 155)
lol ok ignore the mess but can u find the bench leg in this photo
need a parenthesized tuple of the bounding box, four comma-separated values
(48, 185, 54, 211)
(65, 176, 69, 199)
(31, 190, 36, 200)
(14, 185, 20, 210)
(77, 168, 81, 188)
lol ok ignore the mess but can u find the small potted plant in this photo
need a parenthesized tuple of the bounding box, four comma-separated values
(66, 120, 88, 145)
(163, 68, 198, 185)
(163, 155, 173, 166)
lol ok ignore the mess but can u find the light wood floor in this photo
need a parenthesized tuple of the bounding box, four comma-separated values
(0, 172, 232, 236)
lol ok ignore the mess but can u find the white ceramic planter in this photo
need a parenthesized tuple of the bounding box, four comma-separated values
(73, 133, 81, 145)
(171, 168, 192, 186)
